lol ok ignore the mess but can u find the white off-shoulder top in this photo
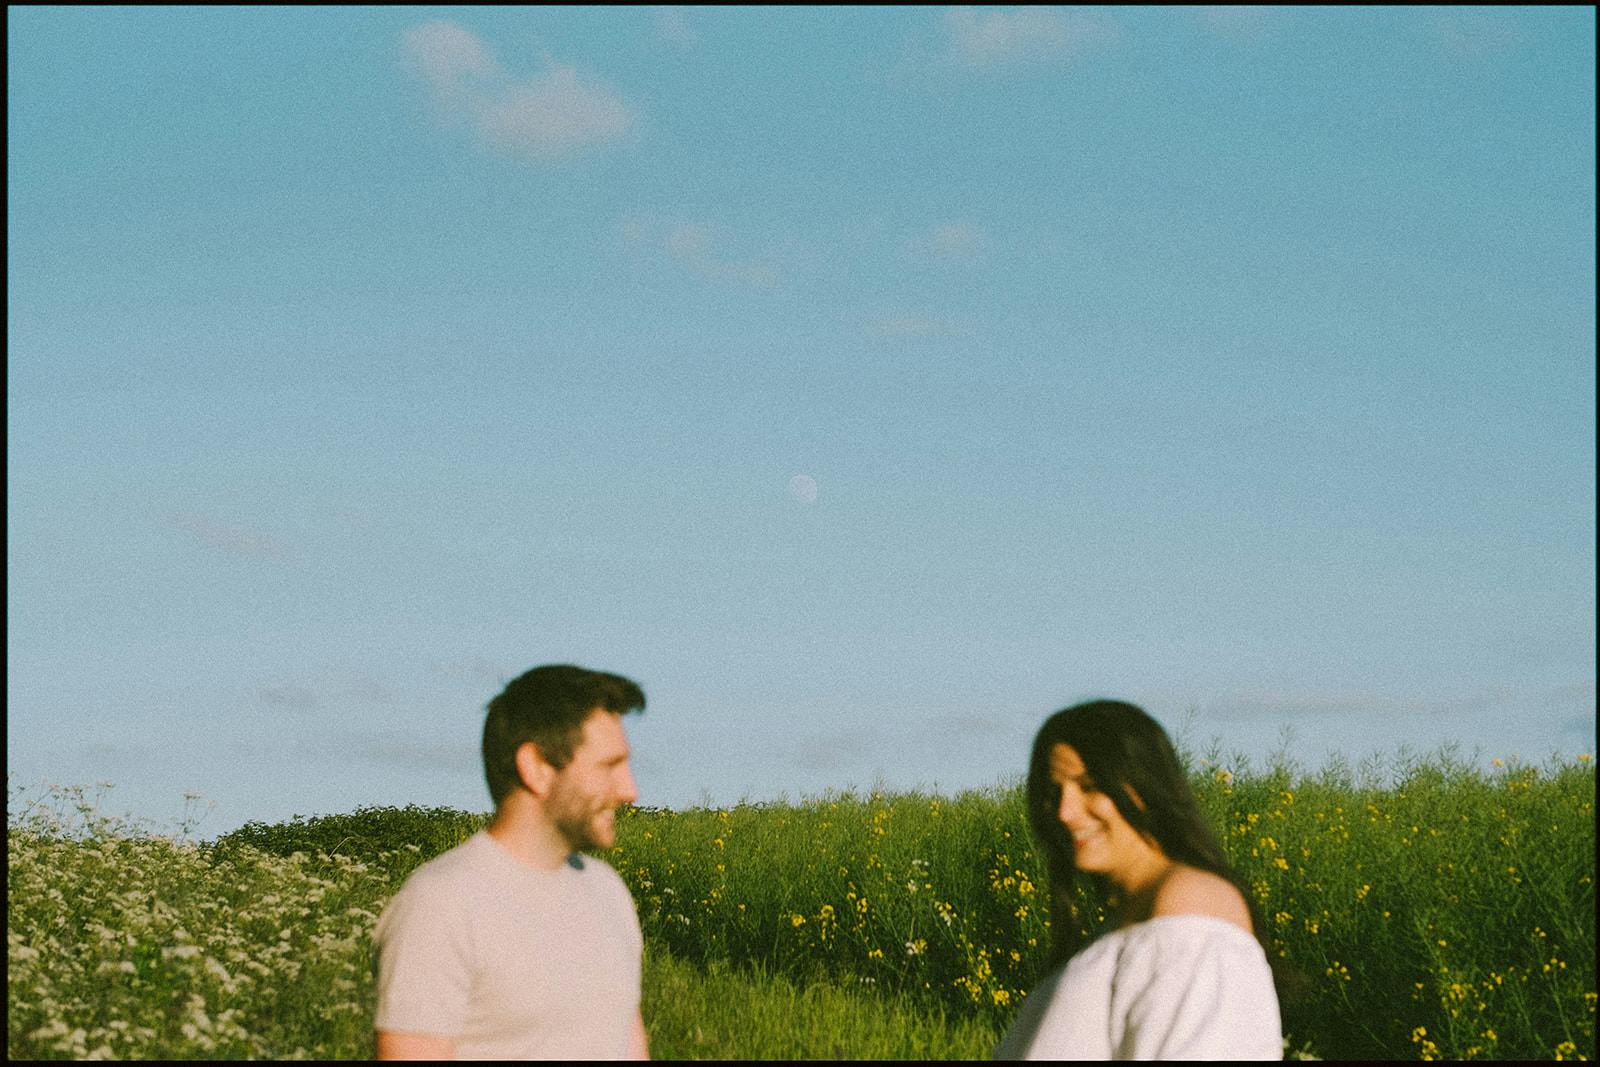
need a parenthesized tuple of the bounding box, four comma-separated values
(993, 914, 1282, 1060)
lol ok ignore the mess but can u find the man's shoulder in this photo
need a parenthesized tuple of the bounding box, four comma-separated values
(393, 833, 496, 897)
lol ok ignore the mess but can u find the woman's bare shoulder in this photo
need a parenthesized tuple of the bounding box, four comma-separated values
(1151, 865, 1253, 933)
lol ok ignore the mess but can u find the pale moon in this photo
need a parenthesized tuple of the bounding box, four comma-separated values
(788, 474, 818, 504)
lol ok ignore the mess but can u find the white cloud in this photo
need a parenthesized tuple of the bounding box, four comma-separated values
(401, 20, 631, 162)
(943, 7, 1118, 68)
(475, 65, 630, 161)
(402, 19, 496, 92)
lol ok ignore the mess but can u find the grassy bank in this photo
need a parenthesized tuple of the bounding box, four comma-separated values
(8, 748, 1595, 1059)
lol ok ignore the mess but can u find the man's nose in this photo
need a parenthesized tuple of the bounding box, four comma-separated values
(617, 764, 639, 805)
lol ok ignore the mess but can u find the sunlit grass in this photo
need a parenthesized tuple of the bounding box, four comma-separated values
(8, 746, 1595, 1060)
(609, 746, 1594, 1060)
(642, 946, 999, 1059)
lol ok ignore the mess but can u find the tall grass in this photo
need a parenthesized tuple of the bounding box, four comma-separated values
(642, 947, 1000, 1059)
(607, 750, 1593, 1059)
(8, 748, 1595, 1060)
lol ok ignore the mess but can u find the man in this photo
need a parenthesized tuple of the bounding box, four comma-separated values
(373, 664, 650, 1059)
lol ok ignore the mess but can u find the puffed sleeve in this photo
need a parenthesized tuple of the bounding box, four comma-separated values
(1107, 918, 1282, 1060)
(992, 964, 1065, 1059)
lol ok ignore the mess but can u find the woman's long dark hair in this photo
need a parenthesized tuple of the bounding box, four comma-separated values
(1026, 699, 1268, 970)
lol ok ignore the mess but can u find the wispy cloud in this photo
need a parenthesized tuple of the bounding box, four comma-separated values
(666, 222, 714, 260)
(930, 711, 1010, 738)
(1198, 684, 1590, 723)
(622, 217, 782, 288)
(288, 730, 479, 774)
(79, 741, 157, 761)
(256, 669, 406, 714)
(653, 7, 699, 48)
(169, 513, 291, 562)
(360, 736, 480, 774)
(1547, 681, 1596, 708)
(1192, 7, 1275, 45)
(259, 685, 318, 710)
(868, 315, 962, 339)
(792, 730, 873, 774)
(401, 20, 631, 163)
(433, 656, 511, 687)
(905, 220, 989, 264)
(1431, 9, 1525, 59)
(943, 7, 1119, 69)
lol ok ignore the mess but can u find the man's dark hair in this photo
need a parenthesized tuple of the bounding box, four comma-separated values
(481, 664, 645, 806)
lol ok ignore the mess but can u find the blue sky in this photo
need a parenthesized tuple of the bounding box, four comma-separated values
(9, 7, 1595, 838)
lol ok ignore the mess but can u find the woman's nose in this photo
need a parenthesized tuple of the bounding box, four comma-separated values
(1057, 784, 1082, 823)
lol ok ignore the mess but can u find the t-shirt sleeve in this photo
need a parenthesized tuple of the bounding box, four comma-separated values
(372, 871, 476, 1039)
(1108, 922, 1282, 1060)
(602, 862, 644, 976)
(597, 860, 643, 956)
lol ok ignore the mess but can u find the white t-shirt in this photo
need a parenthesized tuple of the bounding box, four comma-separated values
(994, 914, 1282, 1060)
(373, 830, 642, 1060)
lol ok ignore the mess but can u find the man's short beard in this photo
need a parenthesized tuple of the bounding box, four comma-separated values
(553, 807, 606, 853)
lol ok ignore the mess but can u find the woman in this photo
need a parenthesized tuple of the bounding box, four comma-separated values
(994, 700, 1282, 1060)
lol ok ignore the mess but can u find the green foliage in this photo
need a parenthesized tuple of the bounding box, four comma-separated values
(8, 752, 1596, 1060)
(208, 804, 488, 869)
(609, 753, 1595, 1060)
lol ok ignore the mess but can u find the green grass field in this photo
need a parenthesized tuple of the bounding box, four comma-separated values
(8, 746, 1595, 1060)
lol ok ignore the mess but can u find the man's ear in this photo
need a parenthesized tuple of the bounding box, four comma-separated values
(514, 741, 558, 798)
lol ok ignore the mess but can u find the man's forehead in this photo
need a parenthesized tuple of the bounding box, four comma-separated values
(580, 708, 630, 751)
